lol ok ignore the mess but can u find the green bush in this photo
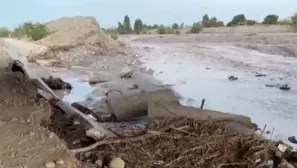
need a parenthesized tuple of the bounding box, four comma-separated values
(158, 25, 166, 34)
(246, 20, 257, 25)
(291, 13, 297, 32)
(165, 27, 174, 34)
(157, 25, 177, 34)
(175, 30, 181, 35)
(189, 22, 203, 33)
(10, 22, 50, 40)
(0, 27, 10, 37)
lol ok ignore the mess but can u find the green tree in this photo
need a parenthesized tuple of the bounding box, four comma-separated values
(179, 22, 184, 29)
(24, 22, 50, 41)
(262, 14, 279, 25)
(0, 27, 10, 37)
(124, 15, 132, 31)
(117, 22, 124, 34)
(152, 24, 159, 29)
(291, 13, 297, 25)
(157, 25, 166, 34)
(172, 23, 179, 29)
(230, 14, 246, 25)
(134, 19, 143, 34)
(190, 22, 203, 33)
(202, 14, 209, 22)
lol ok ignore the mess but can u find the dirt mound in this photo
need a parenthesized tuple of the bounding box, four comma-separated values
(39, 16, 118, 51)
(0, 71, 77, 167)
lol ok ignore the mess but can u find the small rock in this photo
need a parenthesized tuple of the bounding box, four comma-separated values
(55, 159, 64, 165)
(278, 162, 295, 168)
(265, 84, 275, 87)
(278, 143, 289, 152)
(95, 159, 103, 167)
(252, 123, 260, 131)
(279, 84, 291, 91)
(10, 152, 16, 158)
(127, 83, 138, 90)
(86, 128, 105, 141)
(84, 152, 91, 158)
(107, 157, 125, 168)
(256, 160, 273, 168)
(153, 160, 164, 165)
(45, 161, 55, 168)
(287, 163, 295, 168)
(29, 131, 35, 136)
(120, 66, 133, 79)
(228, 76, 238, 81)
(288, 136, 297, 144)
(275, 151, 283, 158)
(255, 73, 267, 77)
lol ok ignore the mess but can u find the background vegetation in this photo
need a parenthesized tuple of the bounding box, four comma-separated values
(1, 13, 297, 40)
(0, 22, 50, 40)
(101, 12, 297, 35)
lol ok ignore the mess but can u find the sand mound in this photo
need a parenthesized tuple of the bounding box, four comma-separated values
(39, 16, 118, 51)
(0, 71, 77, 167)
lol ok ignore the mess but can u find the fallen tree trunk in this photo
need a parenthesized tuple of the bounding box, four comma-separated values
(106, 88, 180, 121)
(148, 101, 253, 130)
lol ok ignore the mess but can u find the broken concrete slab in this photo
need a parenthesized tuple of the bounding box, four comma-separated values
(106, 88, 180, 121)
(147, 100, 253, 129)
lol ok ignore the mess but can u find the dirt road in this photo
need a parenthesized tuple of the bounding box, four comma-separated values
(126, 33, 297, 145)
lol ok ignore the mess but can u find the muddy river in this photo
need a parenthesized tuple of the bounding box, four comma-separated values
(130, 35, 297, 145)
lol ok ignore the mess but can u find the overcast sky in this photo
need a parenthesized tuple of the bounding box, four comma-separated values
(0, 0, 296, 28)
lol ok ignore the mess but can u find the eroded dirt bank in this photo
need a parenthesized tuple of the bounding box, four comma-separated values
(126, 33, 297, 144)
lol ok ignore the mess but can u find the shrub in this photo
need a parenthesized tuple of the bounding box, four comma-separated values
(172, 23, 179, 29)
(189, 22, 203, 33)
(134, 19, 143, 34)
(26, 23, 50, 40)
(291, 13, 297, 32)
(246, 20, 257, 25)
(158, 25, 166, 34)
(165, 27, 174, 34)
(263, 14, 279, 25)
(0, 27, 10, 37)
(230, 14, 246, 26)
(10, 22, 50, 40)
(175, 30, 181, 35)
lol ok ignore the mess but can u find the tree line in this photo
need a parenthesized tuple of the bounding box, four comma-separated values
(102, 13, 297, 35)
